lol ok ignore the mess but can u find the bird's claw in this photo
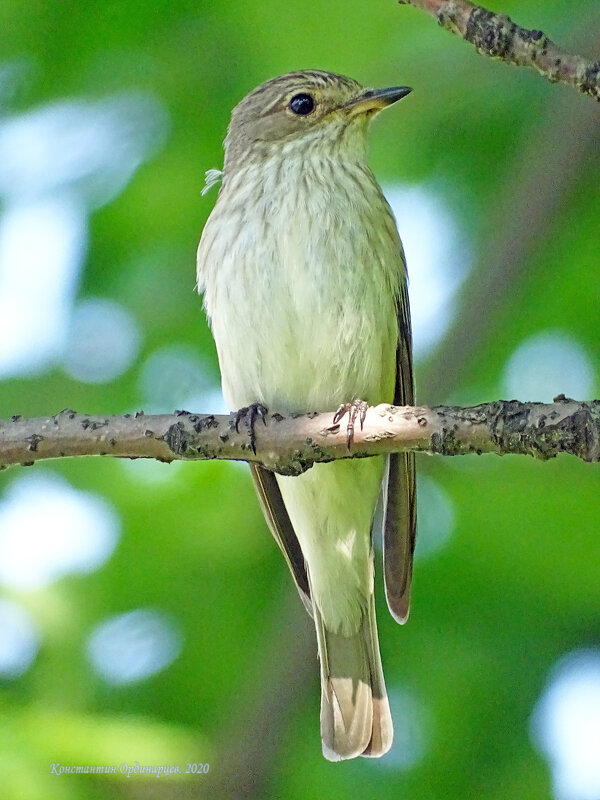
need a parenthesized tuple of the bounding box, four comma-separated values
(233, 403, 268, 454)
(333, 399, 368, 448)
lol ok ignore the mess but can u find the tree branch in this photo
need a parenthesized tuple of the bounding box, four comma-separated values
(398, 0, 600, 101)
(1, 399, 599, 475)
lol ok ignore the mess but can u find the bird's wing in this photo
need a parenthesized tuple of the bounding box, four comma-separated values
(249, 463, 312, 615)
(383, 281, 417, 624)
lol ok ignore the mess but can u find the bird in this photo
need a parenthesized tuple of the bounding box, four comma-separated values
(197, 69, 416, 761)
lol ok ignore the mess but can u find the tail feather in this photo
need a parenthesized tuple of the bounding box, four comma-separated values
(314, 594, 393, 761)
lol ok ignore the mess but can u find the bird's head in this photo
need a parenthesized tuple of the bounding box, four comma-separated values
(223, 70, 411, 172)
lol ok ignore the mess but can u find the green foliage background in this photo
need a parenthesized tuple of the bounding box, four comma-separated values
(0, 1, 599, 797)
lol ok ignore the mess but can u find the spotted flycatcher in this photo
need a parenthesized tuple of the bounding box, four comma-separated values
(197, 70, 415, 761)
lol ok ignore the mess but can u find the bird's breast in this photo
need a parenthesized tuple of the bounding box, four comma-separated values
(199, 158, 404, 413)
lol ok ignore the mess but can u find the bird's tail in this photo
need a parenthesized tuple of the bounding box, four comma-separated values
(314, 593, 393, 761)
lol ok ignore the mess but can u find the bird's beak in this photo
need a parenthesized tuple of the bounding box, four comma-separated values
(344, 86, 412, 117)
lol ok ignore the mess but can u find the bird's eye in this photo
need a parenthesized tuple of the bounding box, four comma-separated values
(288, 93, 315, 116)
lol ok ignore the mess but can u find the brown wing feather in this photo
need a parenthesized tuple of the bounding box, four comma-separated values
(249, 463, 312, 615)
(383, 282, 417, 624)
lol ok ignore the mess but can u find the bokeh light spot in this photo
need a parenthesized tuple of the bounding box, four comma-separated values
(378, 687, 432, 770)
(0, 598, 39, 678)
(0, 93, 168, 207)
(86, 608, 182, 685)
(0, 472, 119, 590)
(62, 297, 142, 383)
(531, 649, 600, 800)
(503, 331, 595, 402)
(384, 184, 471, 360)
(138, 343, 227, 414)
(0, 197, 85, 377)
(0, 91, 168, 377)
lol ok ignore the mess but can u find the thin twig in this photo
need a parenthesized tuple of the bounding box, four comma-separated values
(1, 400, 599, 474)
(398, 0, 600, 101)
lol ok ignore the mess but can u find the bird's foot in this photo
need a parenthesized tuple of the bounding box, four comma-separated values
(233, 403, 268, 454)
(333, 399, 368, 448)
